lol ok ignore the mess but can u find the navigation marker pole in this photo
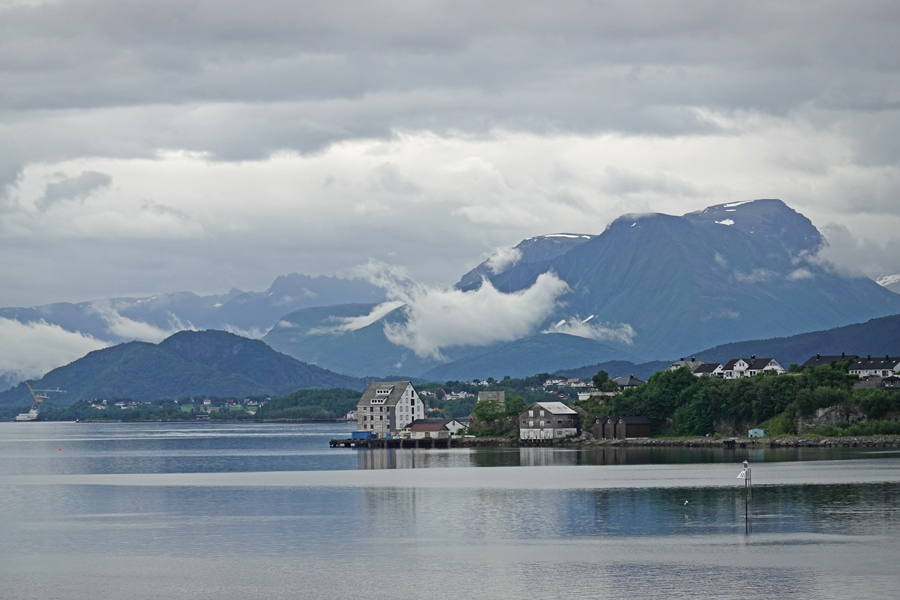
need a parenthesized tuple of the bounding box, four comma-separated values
(737, 459, 751, 533)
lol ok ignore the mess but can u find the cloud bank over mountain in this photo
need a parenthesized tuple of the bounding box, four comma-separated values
(0, 318, 107, 383)
(355, 261, 570, 359)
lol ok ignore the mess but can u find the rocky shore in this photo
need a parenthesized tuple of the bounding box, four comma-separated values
(578, 435, 900, 448)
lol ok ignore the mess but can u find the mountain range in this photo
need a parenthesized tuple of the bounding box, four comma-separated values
(3, 198, 900, 388)
(0, 330, 364, 406)
(264, 199, 900, 380)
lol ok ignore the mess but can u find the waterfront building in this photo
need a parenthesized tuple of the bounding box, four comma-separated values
(356, 381, 425, 438)
(594, 416, 652, 439)
(518, 402, 580, 440)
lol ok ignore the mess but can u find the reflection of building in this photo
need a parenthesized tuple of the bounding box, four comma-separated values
(357, 382, 425, 438)
(518, 447, 580, 466)
(518, 402, 580, 440)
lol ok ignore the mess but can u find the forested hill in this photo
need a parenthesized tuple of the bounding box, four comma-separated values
(558, 313, 900, 381)
(0, 330, 365, 406)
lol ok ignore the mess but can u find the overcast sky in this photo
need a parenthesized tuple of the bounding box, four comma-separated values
(2, 0, 900, 308)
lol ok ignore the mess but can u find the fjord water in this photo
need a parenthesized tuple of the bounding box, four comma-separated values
(2, 423, 899, 599)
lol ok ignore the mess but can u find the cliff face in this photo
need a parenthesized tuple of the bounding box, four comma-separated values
(794, 405, 869, 434)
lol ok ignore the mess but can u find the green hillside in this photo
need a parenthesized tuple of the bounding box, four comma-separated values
(0, 330, 365, 407)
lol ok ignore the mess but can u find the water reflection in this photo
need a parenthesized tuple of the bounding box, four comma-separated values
(3, 422, 900, 600)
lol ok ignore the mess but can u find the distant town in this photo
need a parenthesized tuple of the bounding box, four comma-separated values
(15, 353, 900, 446)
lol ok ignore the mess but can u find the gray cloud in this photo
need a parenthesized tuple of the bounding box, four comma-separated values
(37, 171, 111, 210)
(1, 1, 899, 308)
(816, 224, 900, 279)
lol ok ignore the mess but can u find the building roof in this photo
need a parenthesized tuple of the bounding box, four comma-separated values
(849, 356, 900, 371)
(357, 381, 413, 408)
(694, 363, 722, 374)
(801, 354, 857, 369)
(409, 421, 449, 432)
(529, 401, 578, 415)
(723, 357, 780, 371)
(612, 416, 651, 424)
(668, 358, 704, 372)
(614, 375, 645, 387)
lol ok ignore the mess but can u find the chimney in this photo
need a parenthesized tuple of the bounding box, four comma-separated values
(680, 357, 684, 361)
(691, 356, 696, 362)
(868, 355, 871, 360)
(842, 352, 845, 359)
(751, 354, 756, 360)
(816, 353, 820, 360)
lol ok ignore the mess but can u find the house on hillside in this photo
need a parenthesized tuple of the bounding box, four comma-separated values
(693, 363, 723, 377)
(667, 357, 705, 373)
(849, 355, 900, 378)
(477, 391, 505, 406)
(518, 402, 580, 440)
(720, 356, 784, 379)
(801, 353, 857, 369)
(853, 375, 900, 391)
(613, 375, 645, 390)
(357, 381, 425, 438)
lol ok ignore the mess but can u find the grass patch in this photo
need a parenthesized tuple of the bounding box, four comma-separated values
(757, 411, 795, 436)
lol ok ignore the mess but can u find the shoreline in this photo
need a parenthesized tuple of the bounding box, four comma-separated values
(577, 435, 900, 448)
(331, 434, 900, 449)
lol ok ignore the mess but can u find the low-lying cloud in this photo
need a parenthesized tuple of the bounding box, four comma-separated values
(543, 316, 635, 345)
(90, 301, 191, 342)
(310, 301, 406, 335)
(486, 246, 522, 275)
(0, 318, 108, 384)
(356, 261, 569, 359)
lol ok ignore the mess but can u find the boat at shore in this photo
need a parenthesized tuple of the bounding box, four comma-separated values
(12, 382, 65, 422)
(15, 408, 39, 421)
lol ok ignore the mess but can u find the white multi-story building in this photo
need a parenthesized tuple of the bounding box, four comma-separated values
(356, 381, 425, 438)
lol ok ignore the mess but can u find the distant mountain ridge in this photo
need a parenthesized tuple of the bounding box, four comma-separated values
(0, 330, 365, 406)
(0, 273, 385, 344)
(5, 199, 900, 388)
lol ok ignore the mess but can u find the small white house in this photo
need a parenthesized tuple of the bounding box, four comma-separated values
(720, 356, 784, 379)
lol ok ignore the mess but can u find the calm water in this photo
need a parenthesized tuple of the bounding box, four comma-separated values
(2, 422, 899, 599)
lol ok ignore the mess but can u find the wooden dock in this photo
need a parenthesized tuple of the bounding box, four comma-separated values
(330, 437, 454, 449)
(329, 437, 571, 449)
